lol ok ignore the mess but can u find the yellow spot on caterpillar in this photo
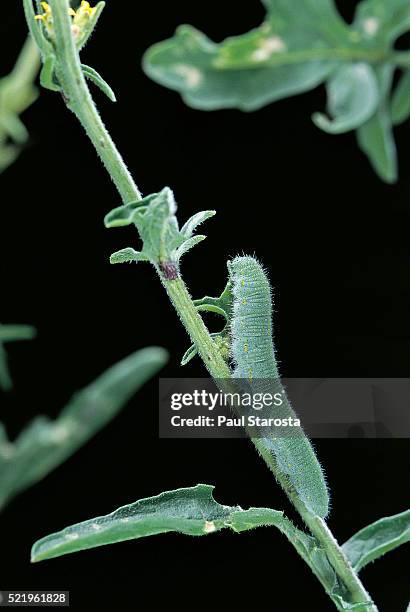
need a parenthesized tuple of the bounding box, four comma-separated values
(241, 298, 247, 305)
(241, 279, 245, 287)
(244, 342, 249, 353)
(204, 521, 216, 533)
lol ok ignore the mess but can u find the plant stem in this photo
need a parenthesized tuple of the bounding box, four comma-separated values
(270, 460, 377, 611)
(215, 46, 390, 71)
(33, 2, 377, 609)
(49, 0, 141, 204)
(161, 276, 231, 378)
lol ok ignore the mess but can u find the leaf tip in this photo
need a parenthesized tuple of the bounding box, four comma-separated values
(30, 543, 43, 564)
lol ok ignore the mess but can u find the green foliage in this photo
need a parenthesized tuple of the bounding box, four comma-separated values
(0, 325, 36, 391)
(105, 188, 215, 273)
(108, 195, 335, 521)
(29, 482, 385, 611)
(106, 187, 329, 519)
(23, 0, 112, 100)
(181, 281, 232, 365)
(143, 0, 410, 182)
(81, 64, 116, 102)
(392, 71, 410, 125)
(312, 63, 378, 134)
(22, 2, 406, 609)
(143, 25, 334, 112)
(356, 66, 397, 183)
(0, 38, 40, 173)
(0, 347, 167, 510)
(342, 510, 410, 572)
(30, 484, 307, 563)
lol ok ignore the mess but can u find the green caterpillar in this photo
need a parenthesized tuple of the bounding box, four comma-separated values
(228, 256, 329, 518)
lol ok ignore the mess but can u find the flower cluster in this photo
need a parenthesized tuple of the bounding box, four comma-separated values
(35, 1, 97, 42)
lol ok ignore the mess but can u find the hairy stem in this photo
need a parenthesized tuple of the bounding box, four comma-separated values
(161, 276, 231, 378)
(49, 0, 141, 204)
(154, 280, 375, 608)
(28, 1, 377, 609)
(261, 452, 377, 611)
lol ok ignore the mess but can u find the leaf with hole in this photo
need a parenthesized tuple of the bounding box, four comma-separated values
(143, 23, 336, 112)
(31, 484, 304, 562)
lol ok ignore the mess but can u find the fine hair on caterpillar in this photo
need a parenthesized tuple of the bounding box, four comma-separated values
(228, 256, 329, 518)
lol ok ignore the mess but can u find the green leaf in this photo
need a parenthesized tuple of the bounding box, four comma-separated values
(31, 483, 357, 608)
(181, 331, 228, 366)
(180, 210, 216, 238)
(353, 0, 410, 46)
(31, 483, 299, 562)
(110, 248, 149, 265)
(181, 282, 233, 365)
(0, 347, 167, 510)
(342, 509, 410, 572)
(262, 0, 352, 45)
(180, 343, 198, 366)
(313, 63, 379, 134)
(105, 188, 215, 271)
(106, 188, 181, 264)
(0, 47, 39, 173)
(142, 1, 410, 182)
(40, 54, 60, 92)
(392, 70, 410, 125)
(193, 281, 233, 321)
(1, 114, 29, 144)
(81, 64, 116, 102)
(356, 65, 397, 183)
(104, 198, 147, 227)
(143, 0, 356, 111)
(173, 235, 206, 261)
(0, 325, 37, 343)
(143, 24, 335, 112)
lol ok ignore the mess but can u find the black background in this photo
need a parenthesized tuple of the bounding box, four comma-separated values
(0, 1, 409, 610)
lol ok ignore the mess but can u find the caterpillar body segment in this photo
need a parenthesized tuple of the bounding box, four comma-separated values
(228, 256, 329, 518)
